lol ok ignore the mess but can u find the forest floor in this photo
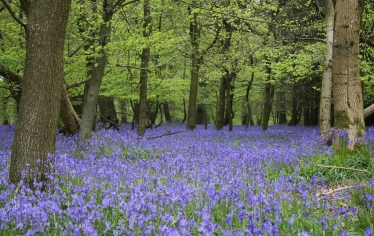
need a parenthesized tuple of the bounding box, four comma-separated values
(0, 124, 373, 235)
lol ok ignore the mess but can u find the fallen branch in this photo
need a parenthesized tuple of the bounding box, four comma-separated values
(316, 184, 364, 198)
(297, 159, 373, 175)
(147, 130, 186, 140)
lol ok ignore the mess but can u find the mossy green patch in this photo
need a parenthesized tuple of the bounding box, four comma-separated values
(334, 110, 350, 129)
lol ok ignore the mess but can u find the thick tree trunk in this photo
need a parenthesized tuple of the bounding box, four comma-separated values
(138, 0, 151, 136)
(9, 0, 71, 186)
(319, 0, 334, 139)
(98, 96, 117, 122)
(79, 2, 113, 141)
(332, 0, 365, 150)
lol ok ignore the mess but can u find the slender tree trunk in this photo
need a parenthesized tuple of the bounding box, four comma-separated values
(60, 85, 81, 135)
(9, 0, 71, 186)
(261, 81, 273, 130)
(216, 75, 226, 130)
(319, 0, 334, 139)
(163, 102, 171, 123)
(119, 99, 127, 123)
(79, 2, 113, 141)
(226, 77, 233, 131)
(288, 94, 298, 126)
(138, 0, 151, 136)
(332, 0, 365, 150)
(303, 105, 310, 126)
(182, 98, 187, 123)
(186, 6, 200, 131)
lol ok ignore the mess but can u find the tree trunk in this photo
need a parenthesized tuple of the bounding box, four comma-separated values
(79, 2, 113, 141)
(186, 6, 200, 131)
(332, 0, 365, 150)
(303, 105, 310, 126)
(196, 104, 205, 125)
(98, 96, 117, 122)
(261, 82, 273, 130)
(9, 0, 71, 186)
(119, 99, 127, 123)
(319, 0, 334, 139)
(215, 74, 226, 130)
(163, 102, 171, 123)
(60, 85, 81, 135)
(288, 94, 298, 126)
(138, 0, 151, 136)
(226, 77, 233, 131)
(182, 98, 187, 123)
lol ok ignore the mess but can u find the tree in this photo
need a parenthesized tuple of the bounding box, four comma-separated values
(319, 0, 334, 140)
(138, 0, 151, 136)
(79, 0, 114, 141)
(332, 0, 365, 150)
(1, 0, 71, 187)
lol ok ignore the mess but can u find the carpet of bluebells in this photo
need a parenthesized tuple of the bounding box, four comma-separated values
(0, 124, 374, 235)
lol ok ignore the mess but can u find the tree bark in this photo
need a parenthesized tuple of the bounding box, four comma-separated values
(364, 103, 374, 118)
(216, 74, 226, 130)
(79, 1, 113, 141)
(9, 0, 71, 186)
(319, 0, 334, 139)
(119, 99, 128, 123)
(163, 102, 171, 123)
(137, 0, 151, 136)
(226, 76, 233, 131)
(288, 93, 298, 126)
(186, 5, 200, 131)
(98, 96, 117, 122)
(332, 0, 365, 150)
(60, 85, 81, 135)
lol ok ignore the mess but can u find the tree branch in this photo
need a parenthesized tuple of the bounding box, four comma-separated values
(66, 78, 90, 89)
(0, 0, 27, 26)
(68, 43, 83, 57)
(146, 130, 186, 140)
(112, 0, 140, 13)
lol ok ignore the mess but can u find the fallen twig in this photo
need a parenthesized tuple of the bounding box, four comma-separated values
(316, 184, 363, 198)
(147, 130, 186, 140)
(297, 159, 373, 175)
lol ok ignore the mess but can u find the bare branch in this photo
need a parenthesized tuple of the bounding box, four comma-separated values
(66, 78, 90, 89)
(116, 54, 181, 70)
(68, 43, 83, 57)
(147, 130, 186, 140)
(0, 0, 26, 26)
(112, 0, 140, 13)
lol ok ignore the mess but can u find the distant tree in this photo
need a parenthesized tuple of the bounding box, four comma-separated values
(332, 0, 365, 150)
(1, 0, 71, 187)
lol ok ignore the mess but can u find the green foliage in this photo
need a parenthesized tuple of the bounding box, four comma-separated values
(299, 146, 374, 183)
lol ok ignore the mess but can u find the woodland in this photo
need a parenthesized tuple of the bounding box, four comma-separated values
(0, 0, 374, 235)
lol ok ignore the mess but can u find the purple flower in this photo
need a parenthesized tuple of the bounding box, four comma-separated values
(365, 227, 373, 236)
